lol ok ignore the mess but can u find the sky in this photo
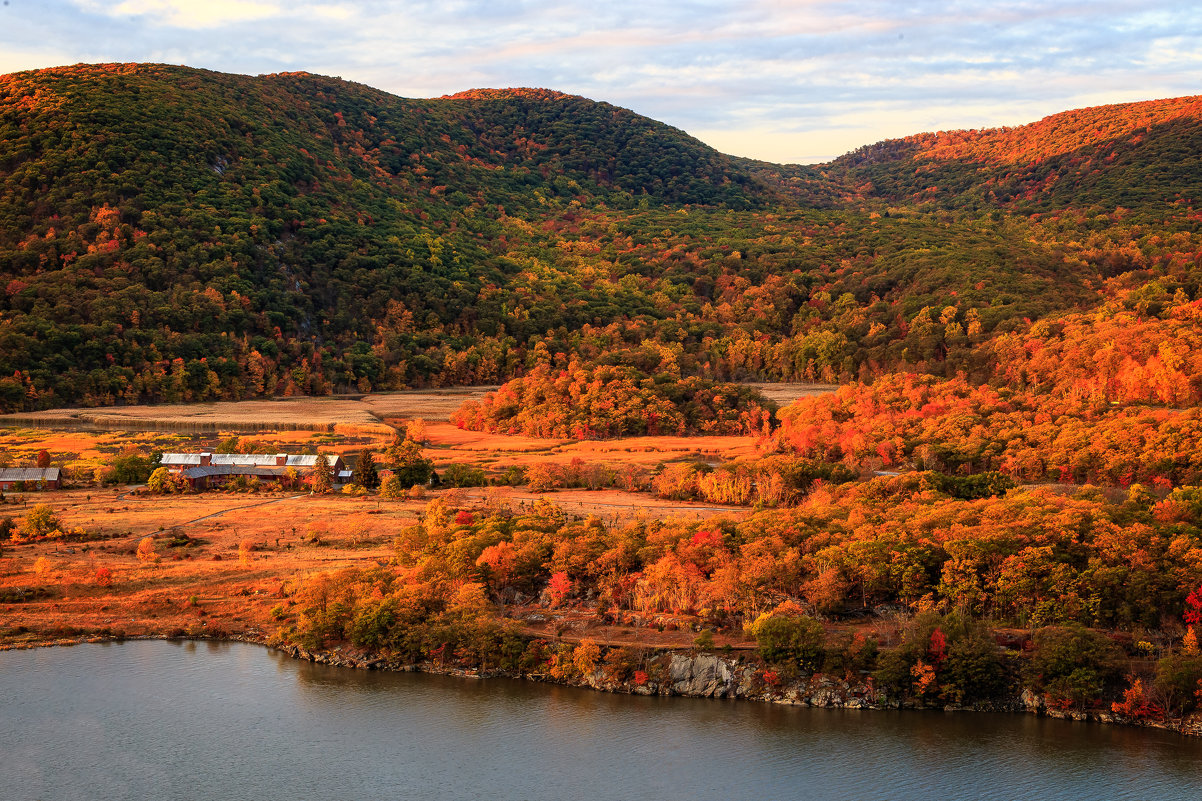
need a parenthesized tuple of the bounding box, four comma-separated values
(1, 0, 1200, 164)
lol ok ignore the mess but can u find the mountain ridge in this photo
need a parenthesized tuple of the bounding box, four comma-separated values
(1, 63, 1199, 411)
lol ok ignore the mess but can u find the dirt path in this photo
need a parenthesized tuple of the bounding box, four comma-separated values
(172, 494, 309, 527)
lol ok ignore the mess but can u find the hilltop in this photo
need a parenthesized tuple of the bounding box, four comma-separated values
(0, 63, 1200, 411)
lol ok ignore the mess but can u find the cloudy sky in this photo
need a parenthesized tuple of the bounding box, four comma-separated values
(2, 1, 1200, 163)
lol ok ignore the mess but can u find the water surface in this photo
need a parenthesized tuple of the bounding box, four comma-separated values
(2, 641, 1200, 800)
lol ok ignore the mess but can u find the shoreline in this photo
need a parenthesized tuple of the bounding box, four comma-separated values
(6, 630, 1201, 739)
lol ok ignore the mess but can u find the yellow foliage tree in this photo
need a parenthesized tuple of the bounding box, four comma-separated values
(136, 536, 158, 563)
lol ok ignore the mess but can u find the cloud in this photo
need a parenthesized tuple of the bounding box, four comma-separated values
(7, 1, 1202, 162)
(73, 0, 284, 29)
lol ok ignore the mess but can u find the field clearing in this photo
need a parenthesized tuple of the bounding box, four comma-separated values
(0, 488, 423, 640)
(0, 388, 497, 434)
(749, 382, 838, 406)
(0, 485, 748, 648)
(0, 382, 832, 436)
(421, 423, 762, 469)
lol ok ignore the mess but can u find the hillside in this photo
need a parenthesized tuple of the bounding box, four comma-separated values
(830, 95, 1202, 213)
(1, 63, 1201, 411)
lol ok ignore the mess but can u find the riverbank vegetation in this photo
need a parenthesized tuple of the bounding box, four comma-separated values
(257, 478, 1202, 720)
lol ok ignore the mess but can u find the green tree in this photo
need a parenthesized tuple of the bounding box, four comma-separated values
(352, 449, 380, 490)
(752, 614, 827, 673)
(386, 437, 434, 487)
(1154, 651, 1202, 717)
(109, 451, 153, 484)
(311, 454, 333, 494)
(1025, 624, 1124, 709)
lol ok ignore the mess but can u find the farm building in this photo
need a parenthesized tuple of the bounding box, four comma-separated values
(161, 453, 343, 472)
(160, 453, 344, 491)
(180, 464, 293, 491)
(0, 467, 62, 491)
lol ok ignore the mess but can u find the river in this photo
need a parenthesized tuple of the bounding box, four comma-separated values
(2, 640, 1200, 800)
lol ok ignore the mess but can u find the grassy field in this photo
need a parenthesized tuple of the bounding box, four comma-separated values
(0, 382, 831, 650)
(0, 383, 832, 434)
(0, 388, 493, 433)
(0, 486, 750, 651)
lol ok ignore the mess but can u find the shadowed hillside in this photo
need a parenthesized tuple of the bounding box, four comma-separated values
(1, 63, 1201, 411)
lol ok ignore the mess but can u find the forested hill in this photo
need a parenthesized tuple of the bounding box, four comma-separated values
(830, 95, 1202, 213)
(1, 63, 1200, 410)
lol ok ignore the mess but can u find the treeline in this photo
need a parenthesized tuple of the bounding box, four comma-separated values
(776, 373, 1202, 487)
(277, 480, 1202, 711)
(328, 477, 1202, 633)
(451, 363, 774, 438)
(3, 65, 1202, 411)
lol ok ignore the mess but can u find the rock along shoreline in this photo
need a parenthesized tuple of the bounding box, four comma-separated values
(12, 630, 1196, 738)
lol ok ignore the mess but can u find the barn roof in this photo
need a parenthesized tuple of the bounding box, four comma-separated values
(182, 465, 290, 479)
(0, 467, 61, 482)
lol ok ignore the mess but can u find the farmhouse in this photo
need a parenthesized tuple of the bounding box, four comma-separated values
(161, 453, 343, 471)
(160, 453, 344, 491)
(0, 467, 62, 491)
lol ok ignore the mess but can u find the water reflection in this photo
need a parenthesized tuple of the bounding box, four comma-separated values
(1, 641, 1199, 801)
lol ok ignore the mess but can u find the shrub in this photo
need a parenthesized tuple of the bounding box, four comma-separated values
(136, 536, 158, 563)
(751, 613, 826, 673)
(1025, 624, 1124, 709)
(1154, 651, 1202, 716)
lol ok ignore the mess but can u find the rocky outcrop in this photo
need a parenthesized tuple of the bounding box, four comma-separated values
(11, 631, 1202, 737)
(668, 653, 736, 697)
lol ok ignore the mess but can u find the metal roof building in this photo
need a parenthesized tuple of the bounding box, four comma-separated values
(0, 467, 62, 489)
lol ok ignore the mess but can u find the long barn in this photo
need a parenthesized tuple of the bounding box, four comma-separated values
(0, 467, 62, 490)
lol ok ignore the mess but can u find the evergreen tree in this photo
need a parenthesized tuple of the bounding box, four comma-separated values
(311, 454, 333, 494)
(352, 449, 380, 490)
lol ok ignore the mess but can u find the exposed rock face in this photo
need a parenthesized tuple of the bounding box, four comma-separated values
(12, 631, 1202, 737)
(669, 654, 736, 697)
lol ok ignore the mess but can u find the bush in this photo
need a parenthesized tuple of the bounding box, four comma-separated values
(441, 464, 487, 488)
(136, 536, 158, 563)
(752, 614, 826, 673)
(1154, 651, 1202, 716)
(1025, 624, 1124, 709)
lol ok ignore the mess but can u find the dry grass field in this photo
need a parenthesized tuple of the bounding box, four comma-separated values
(0, 488, 422, 642)
(0, 382, 830, 650)
(0, 485, 748, 650)
(421, 422, 762, 471)
(0, 382, 831, 435)
(0, 387, 499, 434)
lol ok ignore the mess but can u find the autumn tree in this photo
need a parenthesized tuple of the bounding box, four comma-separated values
(380, 475, 406, 500)
(136, 536, 158, 563)
(22, 504, 60, 537)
